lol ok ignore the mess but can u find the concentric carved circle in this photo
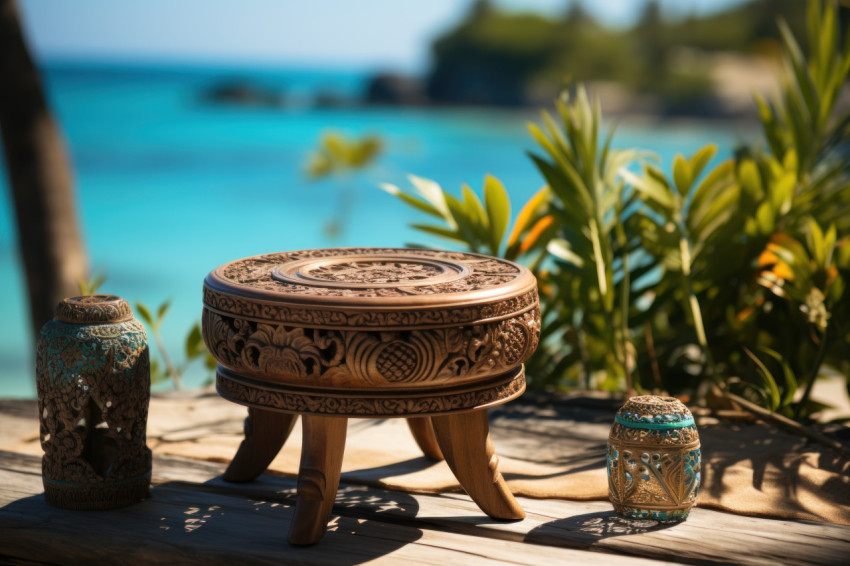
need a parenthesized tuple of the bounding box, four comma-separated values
(272, 255, 469, 289)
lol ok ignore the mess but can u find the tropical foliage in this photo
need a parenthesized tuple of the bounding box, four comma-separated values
(306, 130, 384, 238)
(305, 130, 383, 179)
(383, 0, 850, 419)
(135, 301, 216, 389)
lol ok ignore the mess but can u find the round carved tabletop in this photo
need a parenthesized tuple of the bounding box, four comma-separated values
(202, 248, 540, 416)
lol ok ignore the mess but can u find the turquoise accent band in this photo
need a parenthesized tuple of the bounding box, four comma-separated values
(615, 415, 695, 429)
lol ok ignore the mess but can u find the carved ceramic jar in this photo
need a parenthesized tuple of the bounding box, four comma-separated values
(607, 395, 700, 522)
(36, 295, 152, 509)
(202, 248, 540, 417)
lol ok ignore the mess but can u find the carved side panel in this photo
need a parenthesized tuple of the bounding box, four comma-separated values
(203, 306, 540, 388)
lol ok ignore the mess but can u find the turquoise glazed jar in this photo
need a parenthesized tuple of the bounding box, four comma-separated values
(607, 395, 700, 522)
(36, 295, 152, 509)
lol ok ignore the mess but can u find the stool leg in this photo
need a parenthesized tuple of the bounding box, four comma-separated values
(289, 415, 348, 546)
(223, 408, 297, 483)
(431, 410, 525, 520)
(406, 417, 444, 460)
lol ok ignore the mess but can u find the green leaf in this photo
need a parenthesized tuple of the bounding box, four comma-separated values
(807, 217, 827, 266)
(620, 168, 675, 209)
(157, 300, 171, 322)
(755, 202, 775, 235)
(691, 184, 740, 242)
(738, 159, 763, 198)
(689, 144, 717, 181)
(378, 183, 444, 219)
(817, 0, 837, 91)
(445, 191, 483, 249)
(78, 272, 106, 296)
(547, 239, 585, 268)
(483, 174, 510, 255)
(204, 353, 217, 371)
(823, 224, 837, 265)
(410, 224, 467, 245)
(461, 183, 488, 232)
(770, 172, 796, 215)
(135, 302, 154, 327)
(778, 18, 819, 125)
(759, 347, 798, 408)
(149, 358, 166, 385)
(835, 237, 850, 269)
(689, 159, 734, 222)
(185, 323, 204, 359)
(408, 175, 452, 222)
(744, 347, 781, 412)
(673, 154, 692, 196)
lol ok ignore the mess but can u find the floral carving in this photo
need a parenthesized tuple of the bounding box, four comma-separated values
(244, 325, 323, 378)
(203, 307, 540, 388)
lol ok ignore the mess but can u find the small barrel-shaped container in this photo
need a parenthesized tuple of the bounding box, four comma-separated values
(36, 295, 152, 509)
(607, 395, 700, 522)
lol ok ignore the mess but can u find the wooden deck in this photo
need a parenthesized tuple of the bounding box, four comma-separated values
(1, 393, 849, 565)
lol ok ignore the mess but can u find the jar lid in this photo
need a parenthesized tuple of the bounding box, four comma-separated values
(55, 295, 134, 324)
(615, 395, 694, 429)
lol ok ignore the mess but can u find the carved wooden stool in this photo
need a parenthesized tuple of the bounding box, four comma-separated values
(202, 248, 540, 545)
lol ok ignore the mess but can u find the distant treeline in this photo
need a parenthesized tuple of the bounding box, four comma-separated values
(421, 0, 832, 112)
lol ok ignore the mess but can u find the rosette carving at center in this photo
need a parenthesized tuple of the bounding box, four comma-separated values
(243, 326, 322, 378)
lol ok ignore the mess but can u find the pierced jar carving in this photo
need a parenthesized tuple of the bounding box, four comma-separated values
(36, 295, 152, 509)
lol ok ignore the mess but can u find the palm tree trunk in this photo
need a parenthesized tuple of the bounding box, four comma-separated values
(0, 0, 88, 342)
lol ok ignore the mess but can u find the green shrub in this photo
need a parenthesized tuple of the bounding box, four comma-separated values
(382, 0, 850, 419)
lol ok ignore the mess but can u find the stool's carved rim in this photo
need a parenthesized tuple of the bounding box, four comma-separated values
(216, 365, 527, 417)
(205, 247, 537, 311)
(203, 286, 538, 330)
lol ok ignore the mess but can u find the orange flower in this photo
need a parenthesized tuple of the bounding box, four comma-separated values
(758, 248, 793, 281)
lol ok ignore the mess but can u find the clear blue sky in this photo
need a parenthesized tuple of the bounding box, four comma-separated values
(20, 0, 747, 71)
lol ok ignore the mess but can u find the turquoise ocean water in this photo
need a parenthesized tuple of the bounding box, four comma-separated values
(0, 62, 755, 398)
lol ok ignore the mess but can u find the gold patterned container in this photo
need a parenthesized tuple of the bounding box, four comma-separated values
(607, 395, 700, 521)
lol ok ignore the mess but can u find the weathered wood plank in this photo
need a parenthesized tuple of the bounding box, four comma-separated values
(3, 450, 849, 566)
(0, 451, 667, 566)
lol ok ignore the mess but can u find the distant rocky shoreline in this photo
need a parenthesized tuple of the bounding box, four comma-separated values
(196, 61, 775, 122)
